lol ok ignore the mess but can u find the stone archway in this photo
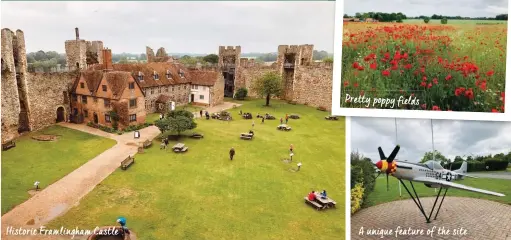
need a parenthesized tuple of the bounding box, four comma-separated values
(56, 107, 65, 122)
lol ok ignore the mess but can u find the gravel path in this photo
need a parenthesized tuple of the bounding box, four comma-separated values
(1, 123, 160, 240)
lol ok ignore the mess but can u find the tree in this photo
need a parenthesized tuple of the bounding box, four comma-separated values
(440, 18, 448, 24)
(454, 156, 465, 162)
(139, 53, 147, 61)
(420, 150, 449, 166)
(423, 17, 430, 23)
(253, 72, 283, 106)
(203, 54, 219, 64)
(118, 56, 128, 64)
(323, 57, 333, 63)
(156, 110, 197, 137)
(312, 50, 329, 60)
(86, 51, 99, 66)
(34, 50, 47, 61)
(234, 87, 248, 100)
(396, 16, 403, 23)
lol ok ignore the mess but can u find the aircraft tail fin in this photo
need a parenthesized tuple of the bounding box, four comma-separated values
(454, 161, 468, 174)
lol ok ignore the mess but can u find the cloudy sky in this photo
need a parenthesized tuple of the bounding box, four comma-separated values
(1, 1, 335, 54)
(344, 0, 508, 18)
(351, 117, 511, 163)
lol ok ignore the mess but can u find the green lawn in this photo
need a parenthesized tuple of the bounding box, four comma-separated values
(1, 125, 116, 215)
(363, 175, 511, 208)
(49, 99, 346, 239)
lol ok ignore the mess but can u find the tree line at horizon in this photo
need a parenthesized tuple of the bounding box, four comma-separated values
(344, 12, 508, 22)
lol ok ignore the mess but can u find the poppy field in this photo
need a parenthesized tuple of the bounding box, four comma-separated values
(340, 22, 507, 112)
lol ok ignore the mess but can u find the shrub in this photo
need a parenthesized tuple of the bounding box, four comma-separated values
(440, 18, 448, 24)
(485, 159, 508, 170)
(351, 183, 365, 214)
(423, 17, 430, 23)
(234, 87, 248, 100)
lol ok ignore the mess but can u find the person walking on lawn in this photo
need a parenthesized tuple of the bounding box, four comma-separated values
(229, 147, 235, 160)
(285, 114, 289, 124)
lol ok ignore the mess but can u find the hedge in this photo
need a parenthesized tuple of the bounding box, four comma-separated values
(351, 183, 364, 214)
(445, 159, 508, 172)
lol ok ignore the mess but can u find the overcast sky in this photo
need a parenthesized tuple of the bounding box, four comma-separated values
(1, 1, 334, 54)
(352, 117, 511, 163)
(344, 0, 508, 18)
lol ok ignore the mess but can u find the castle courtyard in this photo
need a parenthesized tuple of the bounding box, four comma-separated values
(1, 99, 345, 239)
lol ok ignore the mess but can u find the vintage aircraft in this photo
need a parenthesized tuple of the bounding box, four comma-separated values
(375, 145, 505, 223)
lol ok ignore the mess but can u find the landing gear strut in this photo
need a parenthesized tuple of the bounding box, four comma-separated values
(398, 179, 448, 223)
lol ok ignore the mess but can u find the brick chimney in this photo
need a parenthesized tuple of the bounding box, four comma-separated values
(102, 48, 113, 71)
(75, 27, 79, 40)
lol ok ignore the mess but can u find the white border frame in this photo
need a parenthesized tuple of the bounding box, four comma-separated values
(332, 0, 511, 122)
(345, 116, 352, 240)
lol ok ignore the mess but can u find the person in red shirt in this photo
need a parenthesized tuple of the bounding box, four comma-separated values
(308, 191, 316, 201)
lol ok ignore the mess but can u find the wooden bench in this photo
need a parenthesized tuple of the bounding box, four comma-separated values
(325, 116, 339, 120)
(143, 140, 152, 148)
(121, 156, 135, 170)
(290, 114, 300, 119)
(190, 133, 204, 139)
(304, 197, 323, 211)
(2, 140, 16, 151)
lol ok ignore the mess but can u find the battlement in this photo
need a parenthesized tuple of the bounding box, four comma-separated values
(219, 46, 241, 55)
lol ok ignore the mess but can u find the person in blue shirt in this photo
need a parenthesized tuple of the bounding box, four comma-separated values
(116, 217, 130, 235)
(320, 190, 327, 199)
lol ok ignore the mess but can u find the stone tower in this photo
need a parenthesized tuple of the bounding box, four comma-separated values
(1, 28, 32, 143)
(146, 46, 155, 63)
(65, 27, 87, 69)
(218, 46, 241, 97)
(86, 40, 104, 65)
(276, 44, 315, 101)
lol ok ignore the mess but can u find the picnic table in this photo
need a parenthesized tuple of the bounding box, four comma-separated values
(240, 132, 254, 140)
(172, 143, 188, 153)
(190, 133, 204, 139)
(325, 115, 339, 121)
(289, 114, 300, 119)
(277, 124, 292, 131)
(314, 193, 336, 208)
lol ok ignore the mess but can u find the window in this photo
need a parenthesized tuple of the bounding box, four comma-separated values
(80, 82, 85, 88)
(84, 110, 89, 117)
(104, 99, 111, 108)
(129, 114, 137, 122)
(93, 97, 98, 103)
(81, 96, 87, 103)
(200, 95, 204, 100)
(154, 73, 159, 80)
(165, 87, 169, 92)
(166, 71, 172, 79)
(105, 114, 111, 123)
(72, 94, 77, 102)
(158, 87, 161, 93)
(172, 86, 175, 91)
(178, 86, 181, 90)
(151, 88, 154, 94)
(179, 70, 184, 78)
(137, 73, 144, 81)
(129, 99, 137, 108)
(102, 85, 107, 92)
(129, 82, 135, 89)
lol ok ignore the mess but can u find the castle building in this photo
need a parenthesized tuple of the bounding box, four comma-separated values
(1, 27, 333, 144)
(70, 49, 146, 129)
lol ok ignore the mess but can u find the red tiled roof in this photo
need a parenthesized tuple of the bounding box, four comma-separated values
(104, 71, 133, 99)
(189, 70, 219, 86)
(81, 70, 103, 93)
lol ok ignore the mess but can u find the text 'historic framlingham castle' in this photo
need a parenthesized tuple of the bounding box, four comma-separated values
(1, 27, 333, 143)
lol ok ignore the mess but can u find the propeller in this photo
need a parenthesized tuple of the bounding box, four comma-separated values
(375, 145, 401, 191)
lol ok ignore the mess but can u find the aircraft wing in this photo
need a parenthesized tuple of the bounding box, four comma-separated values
(456, 173, 478, 178)
(412, 177, 505, 197)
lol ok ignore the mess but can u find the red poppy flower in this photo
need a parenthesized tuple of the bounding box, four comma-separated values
(354, 82, 359, 88)
(420, 82, 427, 87)
(445, 74, 452, 81)
(433, 78, 439, 85)
(464, 88, 474, 100)
(404, 64, 412, 70)
(421, 104, 426, 109)
(492, 109, 499, 112)
(358, 66, 364, 71)
(353, 62, 360, 69)
(486, 70, 494, 77)
(427, 83, 433, 89)
(370, 63, 377, 70)
(344, 81, 349, 87)
(382, 70, 390, 77)
(432, 106, 440, 111)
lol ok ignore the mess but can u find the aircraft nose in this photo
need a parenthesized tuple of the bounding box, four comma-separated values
(375, 160, 382, 169)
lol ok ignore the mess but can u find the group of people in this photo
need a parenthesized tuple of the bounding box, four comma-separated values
(308, 190, 328, 201)
(280, 114, 290, 125)
(160, 138, 169, 150)
(199, 110, 210, 119)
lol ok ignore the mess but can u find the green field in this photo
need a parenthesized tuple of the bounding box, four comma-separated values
(363, 175, 511, 208)
(1, 125, 116, 215)
(48, 99, 346, 239)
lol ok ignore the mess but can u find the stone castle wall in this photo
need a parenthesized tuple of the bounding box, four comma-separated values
(210, 73, 225, 106)
(26, 72, 78, 131)
(1, 29, 22, 143)
(292, 63, 333, 110)
(236, 65, 276, 98)
(86, 41, 104, 64)
(65, 39, 87, 68)
(143, 84, 191, 113)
